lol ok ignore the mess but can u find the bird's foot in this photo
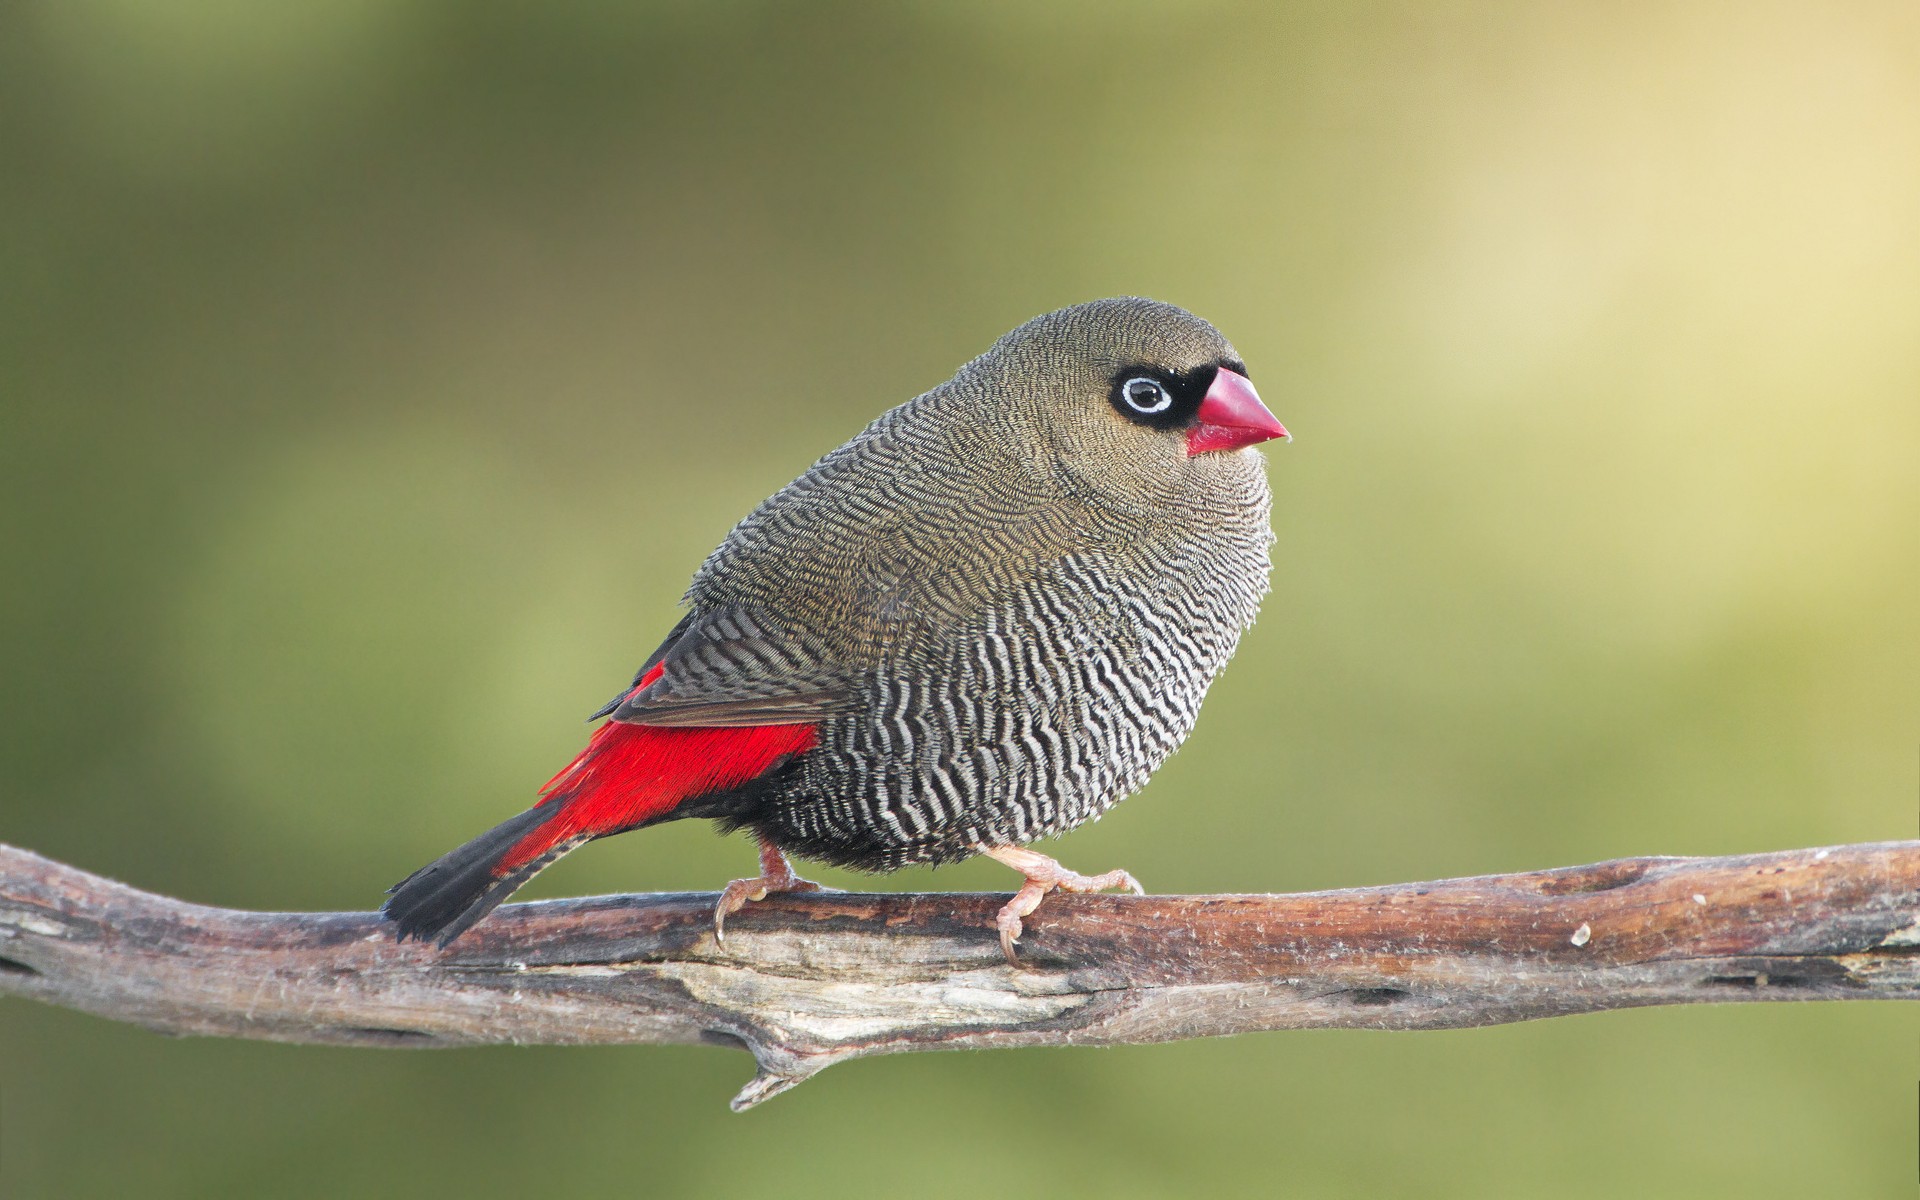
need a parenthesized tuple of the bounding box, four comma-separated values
(714, 840, 828, 943)
(978, 844, 1144, 965)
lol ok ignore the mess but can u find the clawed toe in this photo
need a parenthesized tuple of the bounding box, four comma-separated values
(1055, 867, 1143, 896)
(996, 909, 1025, 962)
(711, 840, 826, 943)
(980, 845, 1144, 966)
(712, 879, 765, 942)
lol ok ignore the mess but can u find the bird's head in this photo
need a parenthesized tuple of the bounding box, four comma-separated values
(964, 297, 1288, 508)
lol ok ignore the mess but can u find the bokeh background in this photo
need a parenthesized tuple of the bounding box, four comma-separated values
(4, 2, 1917, 1196)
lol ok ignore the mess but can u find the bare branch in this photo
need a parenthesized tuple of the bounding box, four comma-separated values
(3, 841, 1915, 1110)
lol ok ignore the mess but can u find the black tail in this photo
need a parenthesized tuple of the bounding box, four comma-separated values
(383, 806, 576, 947)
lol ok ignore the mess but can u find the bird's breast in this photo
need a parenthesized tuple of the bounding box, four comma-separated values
(766, 505, 1272, 869)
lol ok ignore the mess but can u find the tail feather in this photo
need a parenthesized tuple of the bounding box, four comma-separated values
(385, 706, 819, 945)
(383, 806, 574, 946)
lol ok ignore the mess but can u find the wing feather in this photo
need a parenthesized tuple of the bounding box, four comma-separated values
(591, 605, 855, 728)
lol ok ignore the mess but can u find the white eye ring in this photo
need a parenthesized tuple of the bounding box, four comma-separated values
(1121, 377, 1172, 414)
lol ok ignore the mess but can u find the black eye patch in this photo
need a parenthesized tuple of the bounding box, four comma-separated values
(1107, 361, 1241, 430)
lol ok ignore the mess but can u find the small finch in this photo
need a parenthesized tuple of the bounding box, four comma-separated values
(384, 298, 1287, 959)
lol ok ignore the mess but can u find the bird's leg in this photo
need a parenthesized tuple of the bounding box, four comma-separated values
(713, 838, 828, 943)
(978, 844, 1144, 965)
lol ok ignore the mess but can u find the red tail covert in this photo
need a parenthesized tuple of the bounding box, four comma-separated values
(498, 666, 818, 872)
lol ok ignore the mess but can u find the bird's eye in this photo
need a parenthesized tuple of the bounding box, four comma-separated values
(1121, 377, 1172, 414)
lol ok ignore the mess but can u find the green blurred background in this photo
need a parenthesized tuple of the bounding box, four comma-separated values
(4, 1, 1917, 1196)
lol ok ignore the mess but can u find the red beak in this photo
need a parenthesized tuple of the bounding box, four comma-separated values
(1186, 368, 1289, 456)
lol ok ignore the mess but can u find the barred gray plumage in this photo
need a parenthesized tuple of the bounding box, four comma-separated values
(384, 296, 1283, 951)
(683, 297, 1274, 868)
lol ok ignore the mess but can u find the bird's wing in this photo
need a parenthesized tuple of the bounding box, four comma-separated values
(588, 604, 856, 728)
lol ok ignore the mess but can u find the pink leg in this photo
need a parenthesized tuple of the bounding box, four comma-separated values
(978, 844, 1144, 964)
(713, 839, 827, 942)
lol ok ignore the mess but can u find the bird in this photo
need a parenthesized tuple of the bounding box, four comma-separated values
(383, 297, 1287, 962)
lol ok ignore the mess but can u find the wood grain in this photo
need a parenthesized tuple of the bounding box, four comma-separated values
(3, 841, 1915, 1110)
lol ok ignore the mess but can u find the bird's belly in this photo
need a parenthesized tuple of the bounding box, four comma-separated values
(755, 538, 1269, 871)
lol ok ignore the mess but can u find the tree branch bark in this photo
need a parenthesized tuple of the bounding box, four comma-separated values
(3, 841, 1916, 1110)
